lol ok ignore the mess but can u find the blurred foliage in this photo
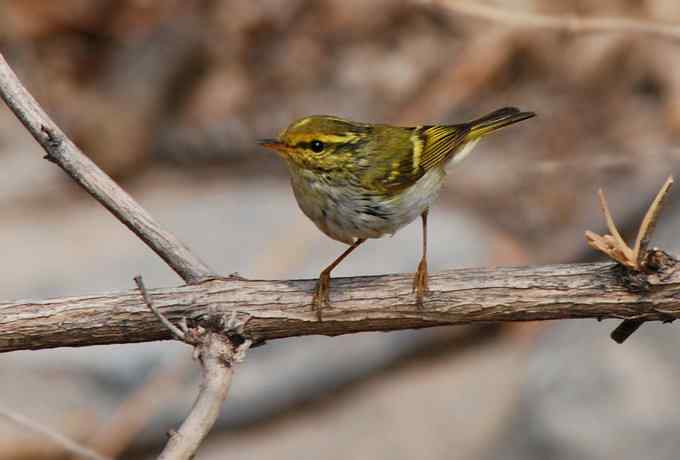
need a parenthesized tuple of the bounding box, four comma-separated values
(1, 0, 680, 258)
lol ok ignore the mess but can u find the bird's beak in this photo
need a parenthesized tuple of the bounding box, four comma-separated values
(257, 138, 286, 153)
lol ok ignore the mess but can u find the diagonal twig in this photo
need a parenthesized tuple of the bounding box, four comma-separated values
(0, 406, 111, 460)
(422, 0, 680, 43)
(135, 275, 187, 342)
(0, 52, 231, 460)
(0, 53, 215, 284)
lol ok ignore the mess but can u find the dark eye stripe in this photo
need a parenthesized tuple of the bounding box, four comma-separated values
(294, 140, 325, 152)
(292, 137, 368, 153)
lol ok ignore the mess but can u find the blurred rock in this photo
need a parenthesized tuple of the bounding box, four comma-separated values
(489, 320, 680, 460)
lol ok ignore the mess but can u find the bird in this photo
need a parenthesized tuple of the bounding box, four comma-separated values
(258, 107, 535, 319)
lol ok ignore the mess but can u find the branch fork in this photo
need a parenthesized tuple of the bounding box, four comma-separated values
(134, 275, 251, 459)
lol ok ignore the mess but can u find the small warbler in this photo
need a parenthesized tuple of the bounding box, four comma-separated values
(259, 107, 535, 320)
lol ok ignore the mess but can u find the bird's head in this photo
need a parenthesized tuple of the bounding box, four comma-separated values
(258, 115, 371, 172)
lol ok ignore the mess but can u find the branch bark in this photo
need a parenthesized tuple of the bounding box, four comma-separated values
(1, 261, 679, 353)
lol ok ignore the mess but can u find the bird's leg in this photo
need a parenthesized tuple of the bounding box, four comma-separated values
(313, 238, 366, 321)
(413, 209, 429, 308)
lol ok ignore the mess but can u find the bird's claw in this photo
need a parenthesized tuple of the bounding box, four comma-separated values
(412, 258, 429, 309)
(312, 273, 331, 321)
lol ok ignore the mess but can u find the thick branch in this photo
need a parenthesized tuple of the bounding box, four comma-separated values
(1, 261, 679, 353)
(0, 53, 214, 284)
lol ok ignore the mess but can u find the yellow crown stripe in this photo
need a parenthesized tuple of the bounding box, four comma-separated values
(290, 117, 313, 129)
(290, 133, 362, 144)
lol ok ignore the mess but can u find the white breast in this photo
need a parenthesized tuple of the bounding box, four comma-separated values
(290, 166, 447, 244)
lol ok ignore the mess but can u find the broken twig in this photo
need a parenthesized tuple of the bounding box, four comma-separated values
(585, 176, 675, 342)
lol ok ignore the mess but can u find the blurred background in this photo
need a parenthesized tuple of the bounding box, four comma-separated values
(1, 0, 680, 459)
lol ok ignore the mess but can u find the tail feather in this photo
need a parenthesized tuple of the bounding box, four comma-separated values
(465, 107, 535, 140)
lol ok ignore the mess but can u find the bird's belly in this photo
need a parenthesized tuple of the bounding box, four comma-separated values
(291, 168, 445, 244)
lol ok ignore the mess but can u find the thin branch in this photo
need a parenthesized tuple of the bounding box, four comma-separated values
(1, 260, 679, 353)
(158, 333, 236, 460)
(0, 53, 215, 284)
(422, 0, 680, 43)
(0, 406, 111, 460)
(135, 275, 187, 341)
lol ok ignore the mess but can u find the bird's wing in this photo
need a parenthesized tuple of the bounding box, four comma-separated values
(415, 125, 469, 173)
(360, 107, 534, 193)
(359, 125, 468, 193)
(416, 107, 535, 173)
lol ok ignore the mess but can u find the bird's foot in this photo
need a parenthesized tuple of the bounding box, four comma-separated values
(412, 258, 429, 309)
(312, 272, 331, 321)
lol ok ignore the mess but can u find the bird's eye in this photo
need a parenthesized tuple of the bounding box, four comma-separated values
(310, 140, 324, 153)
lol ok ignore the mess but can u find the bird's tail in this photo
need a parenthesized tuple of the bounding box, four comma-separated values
(465, 107, 535, 141)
